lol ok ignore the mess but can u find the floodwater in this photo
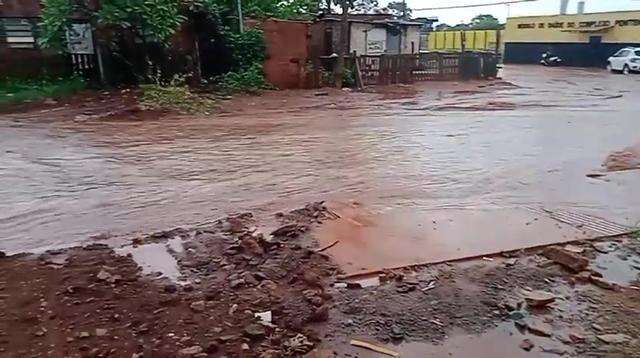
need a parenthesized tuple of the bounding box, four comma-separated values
(1, 65, 640, 254)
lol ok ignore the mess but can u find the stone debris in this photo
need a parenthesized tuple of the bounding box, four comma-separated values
(597, 333, 632, 344)
(543, 247, 589, 272)
(589, 276, 621, 291)
(95, 328, 107, 337)
(527, 320, 553, 337)
(519, 339, 535, 351)
(523, 290, 556, 307)
(190, 301, 205, 312)
(244, 323, 266, 339)
(178, 345, 203, 357)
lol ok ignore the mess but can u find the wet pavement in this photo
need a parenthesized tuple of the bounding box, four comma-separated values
(1, 65, 640, 254)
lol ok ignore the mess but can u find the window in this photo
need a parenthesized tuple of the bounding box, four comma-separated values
(0, 18, 37, 49)
(614, 50, 631, 57)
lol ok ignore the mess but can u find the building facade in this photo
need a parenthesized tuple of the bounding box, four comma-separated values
(0, 0, 70, 77)
(504, 10, 640, 67)
(311, 15, 422, 57)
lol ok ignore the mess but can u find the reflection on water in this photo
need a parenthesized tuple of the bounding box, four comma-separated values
(1, 66, 639, 253)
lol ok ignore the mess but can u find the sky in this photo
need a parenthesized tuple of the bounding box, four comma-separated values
(386, 0, 640, 25)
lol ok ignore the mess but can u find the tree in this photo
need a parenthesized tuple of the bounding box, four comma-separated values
(386, 1, 411, 19)
(469, 14, 502, 30)
(351, 0, 379, 13)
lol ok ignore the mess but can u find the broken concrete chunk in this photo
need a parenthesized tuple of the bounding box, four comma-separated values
(543, 247, 589, 272)
(523, 290, 556, 307)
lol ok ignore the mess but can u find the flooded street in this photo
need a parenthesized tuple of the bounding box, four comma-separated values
(1, 65, 639, 254)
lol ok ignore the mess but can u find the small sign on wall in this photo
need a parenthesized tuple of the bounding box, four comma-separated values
(367, 40, 384, 53)
(66, 23, 94, 54)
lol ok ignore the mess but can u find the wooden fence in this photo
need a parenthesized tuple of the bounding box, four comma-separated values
(355, 52, 497, 85)
(356, 52, 463, 86)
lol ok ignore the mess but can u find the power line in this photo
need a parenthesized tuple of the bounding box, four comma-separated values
(413, 0, 538, 11)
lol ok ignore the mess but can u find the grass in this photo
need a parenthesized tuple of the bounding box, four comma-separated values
(0, 77, 85, 105)
(632, 229, 640, 239)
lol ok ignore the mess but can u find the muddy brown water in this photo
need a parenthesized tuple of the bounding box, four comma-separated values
(1, 65, 640, 254)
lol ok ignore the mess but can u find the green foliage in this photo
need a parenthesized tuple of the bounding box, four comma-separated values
(186, 0, 227, 14)
(386, 1, 411, 18)
(633, 229, 640, 239)
(343, 67, 355, 87)
(40, 0, 188, 48)
(244, 0, 319, 19)
(0, 77, 85, 104)
(140, 76, 218, 114)
(225, 28, 266, 71)
(39, 0, 73, 49)
(469, 14, 503, 30)
(217, 63, 267, 93)
(97, 0, 186, 42)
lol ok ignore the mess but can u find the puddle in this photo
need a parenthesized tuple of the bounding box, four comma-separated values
(331, 323, 570, 358)
(116, 237, 184, 282)
(315, 204, 600, 275)
(592, 250, 640, 285)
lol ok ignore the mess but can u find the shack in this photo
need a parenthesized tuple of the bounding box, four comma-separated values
(503, 10, 640, 67)
(311, 14, 422, 57)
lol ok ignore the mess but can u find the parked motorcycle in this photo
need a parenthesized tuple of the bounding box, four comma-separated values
(540, 52, 563, 66)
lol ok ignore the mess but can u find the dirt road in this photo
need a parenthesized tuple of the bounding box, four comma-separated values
(1, 65, 639, 255)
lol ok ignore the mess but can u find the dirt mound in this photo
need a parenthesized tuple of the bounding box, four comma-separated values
(603, 143, 640, 172)
(0, 203, 340, 357)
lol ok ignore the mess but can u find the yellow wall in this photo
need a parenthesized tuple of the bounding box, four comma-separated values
(505, 10, 640, 44)
(426, 30, 503, 52)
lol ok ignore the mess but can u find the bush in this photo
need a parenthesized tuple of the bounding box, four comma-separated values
(0, 76, 85, 104)
(225, 28, 266, 71)
(140, 76, 218, 114)
(217, 63, 267, 94)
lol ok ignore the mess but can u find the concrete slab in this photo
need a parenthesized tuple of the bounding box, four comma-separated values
(314, 203, 601, 275)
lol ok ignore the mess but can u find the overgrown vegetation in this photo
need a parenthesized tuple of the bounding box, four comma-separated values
(0, 77, 85, 105)
(216, 28, 268, 93)
(217, 63, 267, 93)
(633, 229, 640, 239)
(140, 76, 218, 114)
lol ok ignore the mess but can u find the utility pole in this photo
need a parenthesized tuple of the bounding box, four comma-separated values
(237, 0, 244, 32)
(402, 0, 407, 19)
(334, 0, 348, 89)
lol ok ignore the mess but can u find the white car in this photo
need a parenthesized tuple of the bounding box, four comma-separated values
(606, 47, 640, 75)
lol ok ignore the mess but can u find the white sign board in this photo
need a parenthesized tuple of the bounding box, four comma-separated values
(367, 40, 384, 54)
(66, 23, 94, 54)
